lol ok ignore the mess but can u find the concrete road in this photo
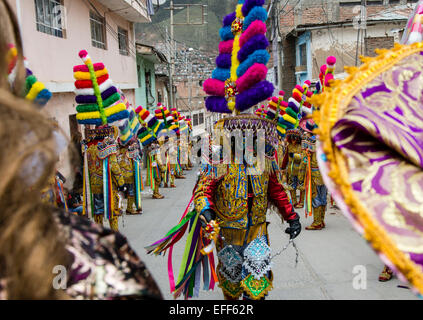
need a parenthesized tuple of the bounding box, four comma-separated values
(119, 166, 418, 300)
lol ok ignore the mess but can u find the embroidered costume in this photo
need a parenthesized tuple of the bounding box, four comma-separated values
(73, 50, 131, 230)
(281, 129, 305, 208)
(146, 0, 302, 300)
(86, 134, 125, 231)
(135, 105, 167, 199)
(117, 141, 143, 215)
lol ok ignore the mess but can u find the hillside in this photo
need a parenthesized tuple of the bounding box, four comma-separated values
(135, 0, 238, 54)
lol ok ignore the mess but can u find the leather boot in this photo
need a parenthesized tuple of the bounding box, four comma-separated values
(321, 205, 327, 228)
(295, 191, 305, 209)
(306, 206, 323, 230)
(126, 196, 139, 215)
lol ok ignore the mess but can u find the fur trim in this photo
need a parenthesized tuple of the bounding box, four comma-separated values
(203, 78, 225, 96)
(235, 80, 274, 112)
(236, 49, 270, 78)
(219, 40, 234, 54)
(237, 34, 269, 62)
(205, 96, 232, 113)
(236, 63, 267, 93)
(242, 0, 265, 17)
(239, 20, 266, 47)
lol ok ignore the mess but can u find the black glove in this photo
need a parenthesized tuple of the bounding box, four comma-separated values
(200, 209, 216, 228)
(285, 216, 301, 239)
(118, 185, 127, 193)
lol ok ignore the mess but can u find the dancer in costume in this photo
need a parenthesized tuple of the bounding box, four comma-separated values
(281, 129, 305, 208)
(135, 105, 166, 199)
(73, 50, 130, 229)
(311, 0, 423, 295)
(117, 96, 144, 215)
(299, 119, 328, 230)
(86, 133, 126, 230)
(146, 0, 301, 300)
(154, 104, 180, 187)
(170, 108, 186, 180)
(281, 80, 316, 208)
(117, 139, 143, 215)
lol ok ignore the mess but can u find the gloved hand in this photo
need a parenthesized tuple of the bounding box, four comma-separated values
(285, 216, 301, 239)
(199, 209, 216, 228)
(118, 185, 127, 193)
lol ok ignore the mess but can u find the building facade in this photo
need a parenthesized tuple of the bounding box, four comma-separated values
(7, 0, 151, 186)
(135, 42, 167, 111)
(267, 0, 417, 94)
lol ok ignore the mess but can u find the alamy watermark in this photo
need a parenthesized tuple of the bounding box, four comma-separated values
(352, 265, 367, 290)
(52, 265, 67, 290)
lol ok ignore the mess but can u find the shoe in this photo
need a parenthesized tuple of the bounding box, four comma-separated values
(379, 266, 393, 282)
(170, 184, 176, 188)
(164, 183, 168, 188)
(295, 191, 304, 208)
(321, 206, 326, 228)
(305, 207, 323, 230)
(176, 176, 186, 179)
(305, 223, 324, 230)
(126, 210, 139, 215)
(153, 194, 165, 199)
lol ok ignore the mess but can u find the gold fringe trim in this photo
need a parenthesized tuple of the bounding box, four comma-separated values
(311, 42, 423, 294)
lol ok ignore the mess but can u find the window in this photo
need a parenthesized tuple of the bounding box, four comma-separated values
(299, 43, 307, 67)
(118, 27, 129, 56)
(90, 11, 106, 50)
(34, 0, 65, 38)
(193, 114, 199, 126)
(199, 112, 204, 124)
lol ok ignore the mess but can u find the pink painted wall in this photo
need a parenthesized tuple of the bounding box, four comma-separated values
(11, 0, 138, 91)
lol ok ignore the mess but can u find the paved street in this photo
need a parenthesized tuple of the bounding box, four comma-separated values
(119, 166, 418, 300)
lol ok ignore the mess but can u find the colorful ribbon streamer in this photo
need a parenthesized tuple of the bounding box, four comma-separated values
(304, 152, 312, 218)
(134, 159, 142, 210)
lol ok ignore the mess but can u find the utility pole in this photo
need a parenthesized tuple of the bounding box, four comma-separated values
(169, 0, 175, 109)
(165, 2, 208, 111)
(187, 48, 193, 117)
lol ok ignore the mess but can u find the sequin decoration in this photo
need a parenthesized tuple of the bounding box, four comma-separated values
(240, 274, 273, 300)
(231, 17, 244, 35)
(218, 245, 243, 283)
(242, 236, 272, 280)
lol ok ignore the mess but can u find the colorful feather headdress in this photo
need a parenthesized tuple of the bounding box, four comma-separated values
(155, 104, 179, 134)
(135, 106, 165, 147)
(264, 90, 302, 139)
(7, 44, 52, 107)
(310, 2, 423, 296)
(73, 50, 129, 125)
(203, 0, 273, 114)
(117, 90, 141, 146)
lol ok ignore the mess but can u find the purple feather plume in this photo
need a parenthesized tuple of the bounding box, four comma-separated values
(216, 53, 232, 69)
(242, 0, 265, 17)
(237, 34, 269, 62)
(235, 80, 274, 112)
(223, 12, 236, 26)
(75, 86, 117, 104)
(205, 96, 232, 113)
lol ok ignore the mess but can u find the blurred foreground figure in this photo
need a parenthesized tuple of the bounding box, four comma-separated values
(312, 0, 423, 296)
(0, 0, 162, 300)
